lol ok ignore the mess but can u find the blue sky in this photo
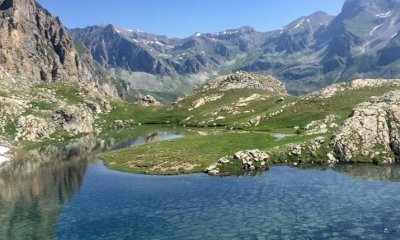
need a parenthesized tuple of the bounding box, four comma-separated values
(37, 0, 345, 38)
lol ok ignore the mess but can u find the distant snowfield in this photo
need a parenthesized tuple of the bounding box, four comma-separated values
(376, 11, 392, 18)
(0, 145, 10, 165)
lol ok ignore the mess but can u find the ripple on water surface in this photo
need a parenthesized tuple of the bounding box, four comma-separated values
(1, 129, 399, 239)
(56, 163, 400, 239)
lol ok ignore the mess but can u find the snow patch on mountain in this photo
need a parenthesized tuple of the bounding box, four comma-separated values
(376, 11, 392, 18)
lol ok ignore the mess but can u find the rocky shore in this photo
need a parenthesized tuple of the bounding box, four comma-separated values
(204, 79, 400, 176)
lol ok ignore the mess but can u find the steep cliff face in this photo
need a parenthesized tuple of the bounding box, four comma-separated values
(0, 0, 93, 83)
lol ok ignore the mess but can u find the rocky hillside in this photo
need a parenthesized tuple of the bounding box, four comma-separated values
(70, 0, 400, 96)
(332, 90, 400, 163)
(198, 79, 400, 175)
(171, 72, 289, 127)
(0, 72, 112, 143)
(171, 73, 400, 131)
(0, 0, 96, 83)
(98, 76, 400, 175)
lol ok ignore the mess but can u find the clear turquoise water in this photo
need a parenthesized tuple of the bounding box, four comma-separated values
(1, 129, 400, 239)
(56, 164, 400, 240)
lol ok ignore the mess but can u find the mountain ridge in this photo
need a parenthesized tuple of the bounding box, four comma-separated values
(70, 0, 400, 96)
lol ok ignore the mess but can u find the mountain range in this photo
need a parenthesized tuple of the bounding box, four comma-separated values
(1, 0, 400, 100)
(69, 0, 400, 97)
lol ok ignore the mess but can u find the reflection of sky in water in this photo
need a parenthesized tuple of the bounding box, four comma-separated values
(2, 130, 400, 239)
(57, 163, 400, 240)
(110, 132, 182, 151)
(274, 133, 290, 140)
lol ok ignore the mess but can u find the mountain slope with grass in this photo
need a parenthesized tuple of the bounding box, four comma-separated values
(101, 72, 400, 175)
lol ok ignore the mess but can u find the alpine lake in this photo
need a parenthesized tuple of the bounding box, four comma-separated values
(1, 125, 400, 240)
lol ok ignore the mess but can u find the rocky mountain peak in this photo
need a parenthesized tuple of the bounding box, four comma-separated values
(0, 0, 93, 83)
(343, 0, 400, 10)
(307, 11, 334, 26)
(286, 11, 334, 31)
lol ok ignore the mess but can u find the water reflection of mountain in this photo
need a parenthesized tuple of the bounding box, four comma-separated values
(0, 135, 114, 239)
(110, 132, 181, 151)
(0, 131, 179, 239)
(301, 164, 400, 182)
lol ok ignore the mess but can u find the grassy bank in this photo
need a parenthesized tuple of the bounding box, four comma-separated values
(100, 130, 318, 175)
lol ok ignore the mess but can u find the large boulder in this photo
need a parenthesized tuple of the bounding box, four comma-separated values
(332, 91, 400, 163)
(137, 95, 162, 107)
(205, 149, 269, 175)
(53, 105, 94, 134)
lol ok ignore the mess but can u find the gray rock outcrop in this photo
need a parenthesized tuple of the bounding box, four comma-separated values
(137, 95, 162, 107)
(332, 90, 400, 163)
(205, 149, 269, 175)
(53, 105, 94, 134)
(15, 115, 55, 141)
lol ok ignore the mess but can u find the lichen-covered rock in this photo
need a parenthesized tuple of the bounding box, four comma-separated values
(205, 165, 219, 175)
(53, 105, 94, 134)
(205, 149, 269, 175)
(15, 115, 55, 141)
(114, 120, 125, 129)
(332, 90, 400, 164)
(288, 144, 303, 156)
(327, 152, 338, 164)
(137, 95, 162, 107)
